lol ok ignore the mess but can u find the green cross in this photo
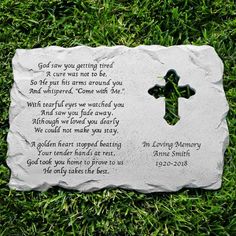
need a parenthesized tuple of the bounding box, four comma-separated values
(148, 69, 195, 125)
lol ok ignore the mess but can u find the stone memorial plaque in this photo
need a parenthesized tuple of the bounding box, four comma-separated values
(7, 45, 229, 192)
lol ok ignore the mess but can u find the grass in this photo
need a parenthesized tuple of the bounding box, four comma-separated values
(0, 0, 235, 235)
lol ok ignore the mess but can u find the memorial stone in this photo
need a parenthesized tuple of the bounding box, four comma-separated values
(7, 45, 229, 192)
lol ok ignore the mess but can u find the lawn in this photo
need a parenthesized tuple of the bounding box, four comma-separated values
(0, 0, 235, 235)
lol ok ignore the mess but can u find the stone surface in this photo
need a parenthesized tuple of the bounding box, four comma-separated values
(7, 45, 229, 192)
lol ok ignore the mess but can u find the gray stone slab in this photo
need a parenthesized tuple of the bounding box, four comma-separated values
(7, 45, 229, 192)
